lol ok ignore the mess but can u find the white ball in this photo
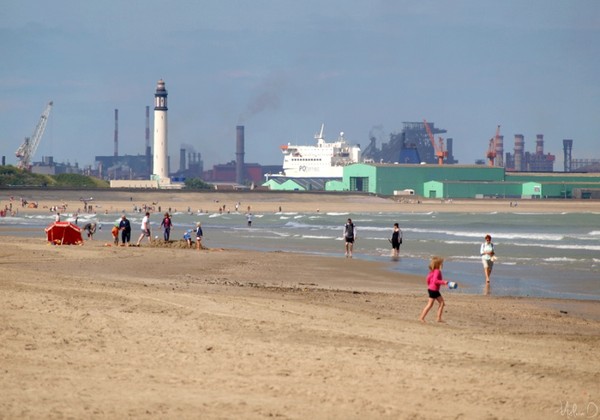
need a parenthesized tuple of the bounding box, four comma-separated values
(154, 235, 159, 239)
(448, 281, 457, 289)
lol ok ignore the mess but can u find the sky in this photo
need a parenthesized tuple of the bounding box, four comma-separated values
(1, 0, 599, 171)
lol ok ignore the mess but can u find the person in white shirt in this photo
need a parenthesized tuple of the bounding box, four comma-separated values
(136, 212, 152, 246)
(480, 234, 495, 285)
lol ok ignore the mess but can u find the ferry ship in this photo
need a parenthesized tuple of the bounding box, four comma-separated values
(278, 124, 361, 178)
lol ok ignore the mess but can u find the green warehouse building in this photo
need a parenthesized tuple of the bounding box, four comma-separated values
(264, 163, 600, 198)
(340, 163, 600, 199)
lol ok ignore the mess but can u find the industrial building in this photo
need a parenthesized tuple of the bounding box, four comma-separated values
(362, 121, 458, 164)
(339, 163, 600, 199)
(264, 163, 600, 199)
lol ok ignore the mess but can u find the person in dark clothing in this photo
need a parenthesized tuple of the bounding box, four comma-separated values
(390, 222, 403, 258)
(119, 215, 132, 246)
(160, 213, 172, 241)
(83, 222, 97, 240)
(343, 218, 357, 258)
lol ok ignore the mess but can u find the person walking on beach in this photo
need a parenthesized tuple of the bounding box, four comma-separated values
(343, 218, 356, 258)
(390, 223, 403, 258)
(136, 212, 152, 246)
(246, 213, 252, 227)
(119, 215, 132, 246)
(480, 234, 495, 286)
(160, 212, 172, 241)
(419, 256, 453, 323)
(195, 222, 203, 250)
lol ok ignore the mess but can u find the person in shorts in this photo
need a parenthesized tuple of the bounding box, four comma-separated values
(343, 218, 356, 258)
(136, 212, 152, 246)
(419, 256, 452, 323)
(480, 234, 495, 285)
(195, 222, 203, 251)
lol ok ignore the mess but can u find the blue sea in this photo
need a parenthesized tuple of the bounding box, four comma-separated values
(3, 208, 599, 301)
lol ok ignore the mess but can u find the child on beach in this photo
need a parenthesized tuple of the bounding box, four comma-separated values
(111, 222, 119, 246)
(419, 256, 453, 323)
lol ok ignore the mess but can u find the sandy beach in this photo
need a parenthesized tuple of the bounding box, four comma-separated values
(1, 190, 599, 419)
(4, 188, 600, 216)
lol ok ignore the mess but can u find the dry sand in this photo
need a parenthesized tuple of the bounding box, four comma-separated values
(1, 190, 599, 419)
(5, 188, 600, 215)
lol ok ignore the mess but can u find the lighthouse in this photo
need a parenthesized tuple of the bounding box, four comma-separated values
(153, 79, 169, 183)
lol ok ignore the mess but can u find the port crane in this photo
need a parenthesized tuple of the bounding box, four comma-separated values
(487, 125, 501, 166)
(15, 101, 53, 170)
(423, 119, 447, 165)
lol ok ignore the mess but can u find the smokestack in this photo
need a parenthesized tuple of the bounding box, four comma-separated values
(180, 148, 186, 172)
(563, 139, 573, 172)
(114, 109, 119, 157)
(514, 134, 524, 171)
(236, 125, 245, 185)
(145, 106, 150, 151)
(536, 134, 544, 155)
(495, 135, 504, 167)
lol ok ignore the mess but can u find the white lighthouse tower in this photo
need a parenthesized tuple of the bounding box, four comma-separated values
(152, 79, 169, 184)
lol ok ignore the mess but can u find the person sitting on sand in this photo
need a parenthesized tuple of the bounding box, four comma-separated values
(183, 229, 193, 247)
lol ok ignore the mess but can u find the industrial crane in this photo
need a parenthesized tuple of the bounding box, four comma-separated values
(15, 101, 53, 170)
(423, 119, 447, 165)
(487, 125, 501, 166)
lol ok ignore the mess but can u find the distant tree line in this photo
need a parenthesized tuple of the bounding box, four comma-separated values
(0, 166, 109, 188)
(184, 178, 213, 190)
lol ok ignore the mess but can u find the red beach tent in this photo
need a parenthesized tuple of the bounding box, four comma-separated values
(45, 222, 83, 245)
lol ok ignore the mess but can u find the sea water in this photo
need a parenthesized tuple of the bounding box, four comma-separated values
(3, 208, 599, 301)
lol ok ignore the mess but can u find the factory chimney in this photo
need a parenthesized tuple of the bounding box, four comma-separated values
(536, 134, 544, 155)
(236, 125, 245, 185)
(180, 148, 186, 172)
(114, 109, 119, 157)
(495, 135, 504, 167)
(514, 134, 524, 171)
(563, 139, 573, 172)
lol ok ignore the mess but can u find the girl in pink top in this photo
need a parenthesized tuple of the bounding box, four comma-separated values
(419, 256, 452, 323)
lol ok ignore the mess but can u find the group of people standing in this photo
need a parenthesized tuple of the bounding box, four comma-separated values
(108, 212, 203, 250)
(344, 217, 496, 323)
(343, 218, 404, 259)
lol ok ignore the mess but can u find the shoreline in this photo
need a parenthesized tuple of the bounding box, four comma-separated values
(3, 188, 600, 216)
